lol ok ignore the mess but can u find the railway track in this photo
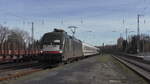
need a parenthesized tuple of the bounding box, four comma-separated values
(112, 54, 150, 82)
(0, 61, 38, 70)
(0, 61, 49, 82)
(0, 55, 96, 82)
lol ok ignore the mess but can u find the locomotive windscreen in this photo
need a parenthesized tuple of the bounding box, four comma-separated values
(41, 32, 63, 45)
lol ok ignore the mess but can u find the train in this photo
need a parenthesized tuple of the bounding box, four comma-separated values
(39, 29, 100, 64)
(0, 29, 99, 64)
(0, 50, 40, 63)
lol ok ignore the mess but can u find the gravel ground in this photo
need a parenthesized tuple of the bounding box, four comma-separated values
(0, 54, 148, 84)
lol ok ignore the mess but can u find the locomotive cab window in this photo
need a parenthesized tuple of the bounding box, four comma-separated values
(53, 40, 61, 45)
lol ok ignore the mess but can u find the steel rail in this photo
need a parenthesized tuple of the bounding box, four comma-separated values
(112, 55, 150, 82)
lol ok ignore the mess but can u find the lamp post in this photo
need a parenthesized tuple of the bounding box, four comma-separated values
(137, 14, 144, 53)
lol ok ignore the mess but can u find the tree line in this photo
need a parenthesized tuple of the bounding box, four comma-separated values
(117, 34, 150, 54)
(0, 25, 40, 51)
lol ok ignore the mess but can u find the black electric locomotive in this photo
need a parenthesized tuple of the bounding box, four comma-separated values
(39, 29, 83, 64)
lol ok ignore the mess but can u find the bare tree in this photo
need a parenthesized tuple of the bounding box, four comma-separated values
(0, 25, 39, 52)
(0, 25, 10, 50)
(7, 29, 32, 50)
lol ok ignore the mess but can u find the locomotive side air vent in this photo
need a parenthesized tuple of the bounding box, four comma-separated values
(54, 28, 65, 32)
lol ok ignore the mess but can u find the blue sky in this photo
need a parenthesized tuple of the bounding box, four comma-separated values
(0, 0, 150, 45)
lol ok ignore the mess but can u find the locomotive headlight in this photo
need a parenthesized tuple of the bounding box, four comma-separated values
(54, 40, 60, 43)
(40, 51, 43, 53)
(59, 50, 63, 53)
